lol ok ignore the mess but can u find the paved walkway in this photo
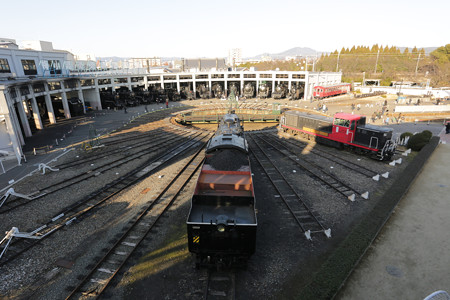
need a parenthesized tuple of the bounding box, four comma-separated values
(337, 141, 450, 300)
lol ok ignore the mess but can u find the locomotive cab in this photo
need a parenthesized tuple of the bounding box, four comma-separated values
(330, 113, 360, 143)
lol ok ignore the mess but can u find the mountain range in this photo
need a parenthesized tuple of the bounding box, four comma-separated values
(248, 47, 321, 59)
(98, 46, 439, 62)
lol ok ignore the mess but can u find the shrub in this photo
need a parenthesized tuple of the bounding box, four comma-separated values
(400, 132, 413, 140)
(421, 130, 433, 140)
(407, 131, 431, 151)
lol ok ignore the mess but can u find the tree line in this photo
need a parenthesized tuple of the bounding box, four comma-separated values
(238, 44, 450, 87)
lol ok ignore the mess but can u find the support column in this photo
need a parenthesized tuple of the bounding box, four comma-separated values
(240, 78, 244, 96)
(193, 76, 197, 95)
(60, 81, 71, 119)
(4, 91, 26, 144)
(144, 76, 148, 90)
(0, 93, 23, 164)
(11, 88, 31, 138)
(28, 84, 44, 130)
(208, 75, 212, 95)
(304, 73, 309, 101)
(16, 99, 32, 138)
(44, 82, 56, 124)
(93, 79, 103, 110)
(77, 80, 86, 113)
(17, 87, 30, 115)
(176, 75, 180, 93)
(224, 77, 228, 97)
(127, 76, 132, 91)
(256, 79, 259, 96)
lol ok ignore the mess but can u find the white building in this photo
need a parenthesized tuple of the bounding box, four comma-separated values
(0, 38, 74, 78)
(228, 48, 242, 66)
(1, 38, 343, 170)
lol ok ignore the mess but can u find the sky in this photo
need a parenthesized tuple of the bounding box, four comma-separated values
(1, 0, 448, 59)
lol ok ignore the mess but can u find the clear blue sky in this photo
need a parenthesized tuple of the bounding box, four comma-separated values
(1, 0, 448, 58)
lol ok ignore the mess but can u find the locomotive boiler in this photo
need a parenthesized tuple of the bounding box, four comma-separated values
(243, 83, 255, 98)
(187, 111, 257, 268)
(197, 84, 210, 99)
(212, 83, 224, 99)
(272, 83, 287, 99)
(258, 83, 271, 99)
(289, 84, 304, 100)
(280, 110, 396, 160)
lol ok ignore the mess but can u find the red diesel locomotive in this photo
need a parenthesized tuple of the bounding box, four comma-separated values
(280, 110, 396, 160)
(313, 83, 351, 99)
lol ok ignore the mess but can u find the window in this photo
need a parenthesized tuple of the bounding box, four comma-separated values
(0, 58, 11, 73)
(48, 60, 61, 74)
(21, 59, 37, 75)
(334, 118, 350, 127)
(292, 74, 305, 79)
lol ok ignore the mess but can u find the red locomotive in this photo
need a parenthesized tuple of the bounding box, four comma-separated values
(280, 110, 396, 160)
(313, 83, 351, 99)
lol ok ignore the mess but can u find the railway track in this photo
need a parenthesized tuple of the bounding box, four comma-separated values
(55, 126, 186, 170)
(251, 133, 369, 201)
(247, 134, 331, 240)
(65, 140, 207, 299)
(276, 131, 381, 179)
(0, 130, 200, 213)
(0, 132, 212, 267)
(203, 269, 236, 300)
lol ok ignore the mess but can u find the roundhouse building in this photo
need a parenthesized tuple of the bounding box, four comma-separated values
(1, 39, 342, 169)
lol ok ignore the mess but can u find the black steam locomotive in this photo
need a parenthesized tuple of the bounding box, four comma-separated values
(187, 111, 257, 268)
(258, 82, 271, 99)
(243, 83, 255, 98)
(272, 83, 287, 99)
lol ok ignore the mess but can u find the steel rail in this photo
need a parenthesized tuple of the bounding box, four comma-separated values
(277, 132, 380, 178)
(0, 133, 211, 267)
(65, 139, 208, 299)
(0, 131, 198, 214)
(247, 134, 330, 240)
(252, 133, 365, 201)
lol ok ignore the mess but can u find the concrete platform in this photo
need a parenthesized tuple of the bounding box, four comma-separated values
(337, 142, 450, 299)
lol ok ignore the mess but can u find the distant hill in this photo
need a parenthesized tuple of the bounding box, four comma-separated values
(250, 47, 321, 59)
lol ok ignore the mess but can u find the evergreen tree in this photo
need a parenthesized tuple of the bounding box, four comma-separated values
(371, 44, 379, 53)
(430, 44, 450, 63)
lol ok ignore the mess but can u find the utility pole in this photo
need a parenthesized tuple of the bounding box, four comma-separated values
(374, 49, 380, 74)
(336, 52, 340, 72)
(415, 53, 421, 77)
